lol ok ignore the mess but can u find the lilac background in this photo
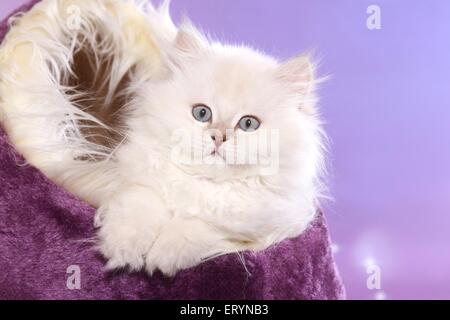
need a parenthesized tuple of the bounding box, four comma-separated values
(1, 0, 450, 300)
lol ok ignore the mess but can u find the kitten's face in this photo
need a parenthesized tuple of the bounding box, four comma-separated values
(138, 27, 320, 182)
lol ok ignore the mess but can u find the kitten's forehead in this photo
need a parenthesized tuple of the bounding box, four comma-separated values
(202, 48, 280, 120)
(210, 48, 278, 84)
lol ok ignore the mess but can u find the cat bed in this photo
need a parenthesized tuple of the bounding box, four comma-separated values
(0, 1, 345, 300)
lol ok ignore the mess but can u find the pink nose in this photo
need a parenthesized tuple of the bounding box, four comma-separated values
(211, 134, 226, 148)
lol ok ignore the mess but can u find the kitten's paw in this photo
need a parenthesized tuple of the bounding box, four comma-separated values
(95, 185, 168, 272)
(145, 231, 203, 276)
(98, 225, 153, 271)
(96, 206, 158, 272)
(145, 219, 223, 277)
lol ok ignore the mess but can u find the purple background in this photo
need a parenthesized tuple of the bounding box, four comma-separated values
(1, 0, 450, 300)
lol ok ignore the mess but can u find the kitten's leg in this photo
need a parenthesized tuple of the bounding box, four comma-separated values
(145, 218, 233, 276)
(96, 185, 169, 271)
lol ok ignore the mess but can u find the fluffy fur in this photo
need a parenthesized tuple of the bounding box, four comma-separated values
(0, 0, 326, 276)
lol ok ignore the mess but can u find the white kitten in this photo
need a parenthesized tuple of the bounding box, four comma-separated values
(0, 0, 325, 276)
(94, 25, 326, 275)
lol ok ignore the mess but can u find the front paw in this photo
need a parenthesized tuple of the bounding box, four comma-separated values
(98, 224, 153, 271)
(145, 219, 224, 277)
(94, 185, 169, 272)
(96, 206, 158, 272)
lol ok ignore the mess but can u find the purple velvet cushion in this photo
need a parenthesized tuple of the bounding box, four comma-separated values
(0, 1, 345, 300)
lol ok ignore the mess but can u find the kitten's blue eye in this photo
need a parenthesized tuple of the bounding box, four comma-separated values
(238, 116, 260, 132)
(192, 104, 212, 122)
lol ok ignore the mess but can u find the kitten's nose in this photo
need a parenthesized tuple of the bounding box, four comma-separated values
(211, 133, 226, 148)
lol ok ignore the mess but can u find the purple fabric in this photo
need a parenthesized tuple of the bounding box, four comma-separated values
(0, 1, 345, 300)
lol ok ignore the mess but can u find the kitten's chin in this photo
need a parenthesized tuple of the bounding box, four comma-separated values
(173, 159, 264, 182)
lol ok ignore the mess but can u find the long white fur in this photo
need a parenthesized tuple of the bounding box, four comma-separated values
(0, 0, 326, 276)
(0, 0, 166, 203)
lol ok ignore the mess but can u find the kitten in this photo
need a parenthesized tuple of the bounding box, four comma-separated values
(94, 25, 326, 275)
(0, 0, 325, 276)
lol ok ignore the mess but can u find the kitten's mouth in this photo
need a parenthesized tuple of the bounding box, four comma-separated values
(211, 150, 225, 160)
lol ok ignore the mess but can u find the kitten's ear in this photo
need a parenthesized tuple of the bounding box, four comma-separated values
(276, 55, 314, 96)
(167, 22, 208, 71)
(174, 21, 208, 56)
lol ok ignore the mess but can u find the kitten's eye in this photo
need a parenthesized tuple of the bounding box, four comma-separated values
(192, 104, 212, 122)
(238, 116, 260, 132)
